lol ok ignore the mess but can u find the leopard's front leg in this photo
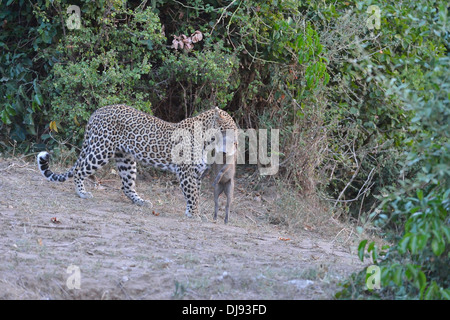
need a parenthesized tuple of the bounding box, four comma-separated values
(177, 165, 201, 217)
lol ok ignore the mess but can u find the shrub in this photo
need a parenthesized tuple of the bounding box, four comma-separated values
(46, 4, 165, 145)
(0, 0, 60, 150)
(337, 0, 449, 297)
(155, 44, 239, 120)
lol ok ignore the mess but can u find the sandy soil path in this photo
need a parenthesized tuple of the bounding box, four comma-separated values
(0, 157, 362, 299)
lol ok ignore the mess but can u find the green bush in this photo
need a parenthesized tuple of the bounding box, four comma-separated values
(337, 2, 449, 297)
(0, 0, 61, 150)
(157, 45, 239, 117)
(46, 4, 165, 145)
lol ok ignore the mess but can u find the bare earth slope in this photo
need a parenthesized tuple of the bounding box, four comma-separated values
(0, 157, 362, 299)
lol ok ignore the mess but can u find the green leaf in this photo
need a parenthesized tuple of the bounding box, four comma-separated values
(349, 107, 359, 115)
(393, 266, 403, 286)
(33, 94, 43, 107)
(418, 271, 427, 298)
(416, 189, 423, 201)
(1, 110, 12, 125)
(431, 238, 445, 256)
(323, 72, 330, 85)
(6, 104, 16, 116)
(405, 264, 418, 280)
(424, 281, 438, 300)
(416, 234, 429, 251)
(358, 239, 368, 262)
(398, 234, 411, 254)
(140, 39, 153, 50)
(409, 235, 418, 254)
(366, 241, 378, 262)
(23, 112, 34, 126)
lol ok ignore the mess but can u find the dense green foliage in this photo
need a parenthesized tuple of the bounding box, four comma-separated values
(338, 53, 449, 299)
(332, 0, 449, 300)
(1, 0, 448, 299)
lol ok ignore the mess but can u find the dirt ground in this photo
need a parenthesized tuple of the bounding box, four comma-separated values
(0, 156, 364, 300)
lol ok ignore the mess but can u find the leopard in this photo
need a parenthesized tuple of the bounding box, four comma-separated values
(37, 104, 238, 217)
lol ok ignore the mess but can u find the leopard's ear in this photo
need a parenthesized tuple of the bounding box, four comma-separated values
(214, 106, 229, 121)
(213, 106, 220, 124)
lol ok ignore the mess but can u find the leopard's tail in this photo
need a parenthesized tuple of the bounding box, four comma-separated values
(37, 151, 77, 182)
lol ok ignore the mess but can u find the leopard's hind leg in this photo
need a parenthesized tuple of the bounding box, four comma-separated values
(176, 165, 201, 217)
(73, 144, 113, 199)
(115, 151, 152, 207)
